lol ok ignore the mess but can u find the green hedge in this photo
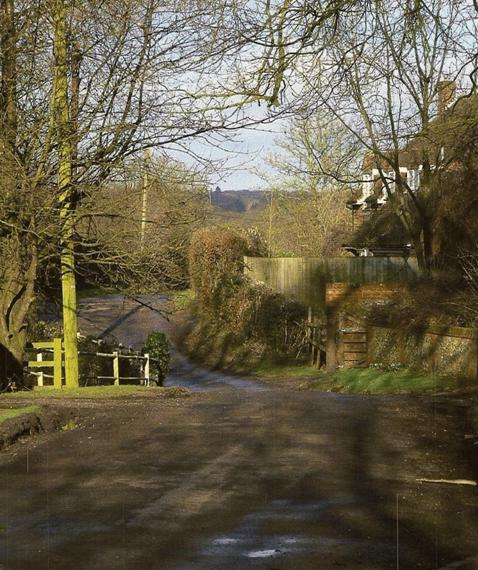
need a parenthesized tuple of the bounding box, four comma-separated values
(188, 228, 305, 354)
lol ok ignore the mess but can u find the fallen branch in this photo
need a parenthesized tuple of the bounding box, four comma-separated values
(416, 478, 477, 486)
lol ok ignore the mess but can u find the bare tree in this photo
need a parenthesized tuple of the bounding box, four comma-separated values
(0, 0, 283, 384)
(210, 0, 478, 271)
(301, 0, 478, 270)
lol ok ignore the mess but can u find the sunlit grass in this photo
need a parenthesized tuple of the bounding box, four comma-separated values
(169, 289, 195, 312)
(0, 405, 41, 424)
(310, 367, 461, 394)
(1, 386, 162, 399)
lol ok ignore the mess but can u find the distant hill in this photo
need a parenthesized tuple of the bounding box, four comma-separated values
(210, 188, 268, 213)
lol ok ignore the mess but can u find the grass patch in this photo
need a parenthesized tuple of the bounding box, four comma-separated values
(252, 361, 319, 379)
(61, 419, 78, 431)
(169, 289, 195, 312)
(0, 405, 40, 424)
(310, 367, 460, 394)
(1, 386, 162, 400)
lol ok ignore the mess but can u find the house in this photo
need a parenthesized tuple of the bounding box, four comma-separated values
(345, 80, 478, 257)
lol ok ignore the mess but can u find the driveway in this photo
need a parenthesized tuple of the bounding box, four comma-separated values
(0, 295, 477, 569)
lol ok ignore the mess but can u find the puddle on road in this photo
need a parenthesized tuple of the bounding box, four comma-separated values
(246, 548, 281, 558)
(173, 497, 396, 569)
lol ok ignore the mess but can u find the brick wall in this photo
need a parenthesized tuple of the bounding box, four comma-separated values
(322, 282, 478, 379)
(325, 282, 402, 307)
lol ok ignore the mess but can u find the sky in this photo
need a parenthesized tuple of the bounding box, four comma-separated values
(177, 104, 288, 192)
(208, 126, 282, 191)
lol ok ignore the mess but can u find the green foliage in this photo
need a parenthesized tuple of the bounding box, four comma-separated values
(188, 227, 249, 317)
(144, 332, 170, 382)
(188, 227, 306, 359)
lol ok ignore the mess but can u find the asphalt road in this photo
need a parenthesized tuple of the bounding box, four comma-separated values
(0, 296, 477, 569)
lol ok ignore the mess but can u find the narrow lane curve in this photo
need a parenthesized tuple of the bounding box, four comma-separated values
(78, 294, 266, 392)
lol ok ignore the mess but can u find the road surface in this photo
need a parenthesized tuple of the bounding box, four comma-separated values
(0, 295, 477, 569)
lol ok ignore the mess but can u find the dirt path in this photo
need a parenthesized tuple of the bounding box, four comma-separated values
(0, 296, 477, 569)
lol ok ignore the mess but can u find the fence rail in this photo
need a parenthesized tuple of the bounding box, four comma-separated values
(26, 338, 157, 387)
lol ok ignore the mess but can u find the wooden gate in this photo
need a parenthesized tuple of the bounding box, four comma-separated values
(337, 327, 368, 368)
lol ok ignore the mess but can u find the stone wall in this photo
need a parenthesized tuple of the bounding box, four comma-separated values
(368, 325, 478, 379)
(325, 282, 406, 370)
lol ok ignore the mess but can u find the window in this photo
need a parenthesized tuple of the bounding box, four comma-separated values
(361, 173, 373, 200)
(407, 169, 420, 191)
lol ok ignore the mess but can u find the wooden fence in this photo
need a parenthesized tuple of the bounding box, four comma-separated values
(26, 338, 156, 387)
(244, 256, 418, 311)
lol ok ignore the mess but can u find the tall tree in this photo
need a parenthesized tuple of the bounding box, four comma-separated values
(0, 0, 265, 383)
(220, 0, 478, 270)
(52, 0, 78, 387)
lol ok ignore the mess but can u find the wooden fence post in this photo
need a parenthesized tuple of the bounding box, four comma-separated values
(113, 351, 120, 386)
(36, 352, 44, 387)
(53, 337, 63, 389)
(144, 353, 150, 386)
(326, 308, 337, 372)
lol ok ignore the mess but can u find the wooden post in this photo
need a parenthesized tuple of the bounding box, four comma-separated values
(326, 308, 337, 372)
(144, 353, 150, 387)
(113, 351, 120, 385)
(53, 337, 63, 389)
(307, 306, 313, 363)
(36, 352, 44, 387)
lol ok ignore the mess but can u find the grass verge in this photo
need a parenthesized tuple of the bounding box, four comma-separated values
(0, 405, 41, 424)
(1, 386, 166, 400)
(169, 289, 195, 312)
(251, 361, 319, 379)
(309, 367, 463, 394)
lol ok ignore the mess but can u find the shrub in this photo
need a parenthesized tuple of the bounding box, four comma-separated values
(187, 227, 306, 360)
(143, 331, 170, 383)
(188, 227, 248, 317)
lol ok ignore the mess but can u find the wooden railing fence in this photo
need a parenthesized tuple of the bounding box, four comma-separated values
(26, 338, 156, 387)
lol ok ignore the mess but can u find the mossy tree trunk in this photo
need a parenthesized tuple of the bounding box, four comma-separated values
(53, 0, 78, 388)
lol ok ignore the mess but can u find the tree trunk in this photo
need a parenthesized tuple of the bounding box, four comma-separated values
(0, 0, 37, 383)
(53, 0, 79, 388)
(0, 242, 38, 384)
